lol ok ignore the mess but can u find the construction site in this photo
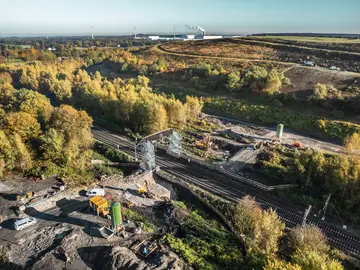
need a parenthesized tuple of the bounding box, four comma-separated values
(0, 165, 240, 270)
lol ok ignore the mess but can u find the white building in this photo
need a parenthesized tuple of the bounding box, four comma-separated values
(148, 36, 160, 41)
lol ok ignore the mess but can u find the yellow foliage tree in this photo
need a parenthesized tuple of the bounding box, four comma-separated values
(264, 258, 301, 270)
(5, 112, 41, 141)
(344, 132, 360, 154)
(233, 196, 285, 257)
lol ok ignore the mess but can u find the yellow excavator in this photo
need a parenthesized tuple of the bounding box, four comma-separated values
(193, 134, 212, 156)
(16, 191, 35, 201)
(137, 180, 154, 198)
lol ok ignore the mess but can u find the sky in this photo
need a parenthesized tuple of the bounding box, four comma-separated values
(0, 0, 359, 36)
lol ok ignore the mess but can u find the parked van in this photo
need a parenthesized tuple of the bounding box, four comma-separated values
(86, 188, 105, 197)
(14, 217, 37, 231)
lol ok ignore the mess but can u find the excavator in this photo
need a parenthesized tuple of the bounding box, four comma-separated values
(16, 191, 35, 201)
(193, 134, 212, 156)
(137, 180, 154, 198)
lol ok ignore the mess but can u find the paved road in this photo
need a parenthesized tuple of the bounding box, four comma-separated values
(93, 127, 360, 255)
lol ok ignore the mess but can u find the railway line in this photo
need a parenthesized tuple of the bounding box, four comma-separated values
(92, 127, 360, 255)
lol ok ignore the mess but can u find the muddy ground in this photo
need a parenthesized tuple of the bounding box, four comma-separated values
(0, 172, 190, 270)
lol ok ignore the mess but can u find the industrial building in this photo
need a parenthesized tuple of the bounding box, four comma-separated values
(144, 25, 240, 41)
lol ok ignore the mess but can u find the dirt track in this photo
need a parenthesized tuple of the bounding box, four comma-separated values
(152, 43, 295, 66)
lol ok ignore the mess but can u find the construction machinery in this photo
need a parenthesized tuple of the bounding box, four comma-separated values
(294, 141, 302, 148)
(89, 196, 110, 217)
(193, 134, 212, 157)
(136, 180, 154, 198)
(99, 202, 124, 239)
(16, 191, 35, 201)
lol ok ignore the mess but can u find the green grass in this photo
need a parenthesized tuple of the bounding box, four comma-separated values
(5, 58, 24, 63)
(250, 35, 360, 44)
(163, 202, 244, 270)
(122, 208, 156, 233)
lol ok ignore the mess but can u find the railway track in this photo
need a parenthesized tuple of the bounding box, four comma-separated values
(92, 128, 360, 255)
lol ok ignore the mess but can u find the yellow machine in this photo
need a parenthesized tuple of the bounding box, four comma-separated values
(193, 135, 211, 149)
(89, 196, 110, 217)
(136, 180, 153, 198)
(193, 135, 212, 157)
(16, 191, 35, 201)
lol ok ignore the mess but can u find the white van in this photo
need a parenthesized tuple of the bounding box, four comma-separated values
(14, 217, 37, 231)
(86, 188, 105, 197)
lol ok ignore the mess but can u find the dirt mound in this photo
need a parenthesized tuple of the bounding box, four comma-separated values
(281, 66, 360, 97)
(101, 246, 184, 270)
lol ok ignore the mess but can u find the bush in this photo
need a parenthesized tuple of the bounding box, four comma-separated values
(282, 77, 292, 85)
(241, 66, 284, 94)
(269, 99, 284, 108)
(93, 141, 134, 162)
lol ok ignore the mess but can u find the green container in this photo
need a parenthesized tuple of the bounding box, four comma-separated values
(276, 124, 284, 139)
(111, 202, 122, 228)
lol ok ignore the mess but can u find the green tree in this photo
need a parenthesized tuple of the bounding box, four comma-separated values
(292, 249, 343, 270)
(312, 83, 328, 99)
(40, 128, 65, 165)
(226, 71, 241, 91)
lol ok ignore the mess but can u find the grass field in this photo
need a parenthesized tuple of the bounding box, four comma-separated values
(4, 58, 24, 63)
(250, 35, 360, 43)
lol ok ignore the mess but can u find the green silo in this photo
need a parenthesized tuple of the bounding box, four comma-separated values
(276, 124, 284, 139)
(111, 202, 122, 228)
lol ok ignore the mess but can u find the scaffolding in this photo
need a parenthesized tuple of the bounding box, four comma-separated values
(139, 140, 156, 171)
(167, 131, 182, 157)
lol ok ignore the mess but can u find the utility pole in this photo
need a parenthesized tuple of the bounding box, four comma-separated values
(321, 194, 331, 221)
(302, 205, 312, 227)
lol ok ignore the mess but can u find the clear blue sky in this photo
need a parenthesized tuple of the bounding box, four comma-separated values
(0, 0, 359, 36)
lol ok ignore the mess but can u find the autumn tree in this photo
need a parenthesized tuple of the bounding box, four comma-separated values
(233, 196, 285, 257)
(344, 132, 360, 154)
(19, 64, 41, 90)
(0, 130, 16, 176)
(289, 225, 343, 270)
(5, 112, 41, 141)
(40, 128, 65, 165)
(264, 258, 301, 270)
(12, 133, 33, 172)
(289, 225, 329, 255)
(185, 96, 203, 119)
(49, 105, 93, 170)
(16, 89, 53, 121)
(165, 98, 187, 128)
